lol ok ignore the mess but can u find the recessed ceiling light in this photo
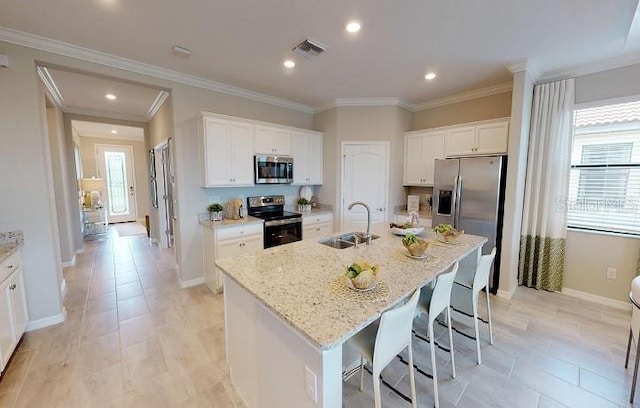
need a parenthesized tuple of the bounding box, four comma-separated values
(171, 45, 192, 57)
(283, 60, 296, 68)
(346, 21, 361, 33)
(424, 72, 437, 80)
(105, 94, 117, 100)
(111, 129, 118, 134)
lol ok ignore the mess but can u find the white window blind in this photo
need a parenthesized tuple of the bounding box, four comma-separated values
(567, 109, 640, 234)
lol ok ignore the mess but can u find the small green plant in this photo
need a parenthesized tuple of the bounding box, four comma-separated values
(207, 203, 224, 213)
(297, 197, 310, 205)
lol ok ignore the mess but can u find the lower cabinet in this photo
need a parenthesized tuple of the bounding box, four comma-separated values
(302, 213, 333, 240)
(202, 223, 264, 293)
(0, 251, 29, 373)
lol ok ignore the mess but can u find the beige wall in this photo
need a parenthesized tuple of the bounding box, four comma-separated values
(563, 63, 640, 304)
(413, 92, 512, 130)
(78, 136, 150, 221)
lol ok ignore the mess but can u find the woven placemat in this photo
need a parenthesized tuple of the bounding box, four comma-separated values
(330, 276, 390, 302)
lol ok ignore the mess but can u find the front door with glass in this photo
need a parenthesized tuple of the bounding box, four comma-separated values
(96, 145, 137, 223)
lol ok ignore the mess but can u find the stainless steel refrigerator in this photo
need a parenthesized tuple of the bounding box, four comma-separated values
(432, 156, 507, 293)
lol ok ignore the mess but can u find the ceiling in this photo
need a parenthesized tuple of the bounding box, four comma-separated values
(72, 120, 144, 141)
(2, 0, 640, 109)
(39, 67, 167, 122)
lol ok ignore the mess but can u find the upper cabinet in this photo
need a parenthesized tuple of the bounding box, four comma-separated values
(254, 125, 292, 156)
(292, 130, 323, 185)
(199, 114, 255, 187)
(444, 119, 509, 157)
(403, 130, 445, 186)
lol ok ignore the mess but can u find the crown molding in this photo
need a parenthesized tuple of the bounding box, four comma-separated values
(412, 82, 513, 111)
(314, 97, 414, 113)
(36, 66, 65, 108)
(77, 131, 145, 142)
(65, 106, 149, 123)
(538, 51, 640, 83)
(147, 90, 169, 119)
(0, 26, 314, 114)
(506, 58, 540, 81)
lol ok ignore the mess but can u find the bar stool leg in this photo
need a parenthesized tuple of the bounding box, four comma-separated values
(632, 332, 640, 403)
(485, 285, 494, 345)
(626, 329, 633, 369)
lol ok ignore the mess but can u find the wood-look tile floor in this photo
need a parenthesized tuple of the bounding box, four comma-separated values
(0, 231, 636, 407)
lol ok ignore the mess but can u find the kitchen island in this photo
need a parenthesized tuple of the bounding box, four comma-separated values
(216, 227, 486, 408)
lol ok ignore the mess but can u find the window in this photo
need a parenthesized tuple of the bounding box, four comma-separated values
(567, 101, 640, 235)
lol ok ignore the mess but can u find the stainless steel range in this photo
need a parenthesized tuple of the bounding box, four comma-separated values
(247, 195, 302, 248)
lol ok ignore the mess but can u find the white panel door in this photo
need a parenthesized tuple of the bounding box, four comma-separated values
(341, 143, 389, 232)
(475, 121, 509, 155)
(96, 145, 137, 223)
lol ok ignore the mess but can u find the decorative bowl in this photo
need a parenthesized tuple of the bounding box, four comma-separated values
(345, 261, 379, 290)
(391, 227, 425, 236)
(402, 239, 430, 257)
(436, 230, 464, 244)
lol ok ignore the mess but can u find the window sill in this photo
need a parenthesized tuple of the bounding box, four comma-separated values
(567, 227, 640, 240)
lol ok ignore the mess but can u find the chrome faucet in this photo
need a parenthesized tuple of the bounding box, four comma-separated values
(348, 201, 371, 245)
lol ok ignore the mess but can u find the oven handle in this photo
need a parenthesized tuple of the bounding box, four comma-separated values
(264, 217, 302, 227)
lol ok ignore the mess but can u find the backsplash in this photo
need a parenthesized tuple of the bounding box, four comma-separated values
(203, 185, 318, 208)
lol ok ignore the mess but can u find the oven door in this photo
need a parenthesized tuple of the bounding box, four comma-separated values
(255, 156, 293, 184)
(264, 219, 302, 248)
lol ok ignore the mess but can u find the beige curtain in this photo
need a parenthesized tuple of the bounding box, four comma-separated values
(519, 78, 575, 291)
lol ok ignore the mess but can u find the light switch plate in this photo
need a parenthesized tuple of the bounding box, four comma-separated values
(606, 267, 617, 280)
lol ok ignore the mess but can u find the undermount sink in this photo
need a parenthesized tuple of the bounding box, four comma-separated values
(318, 232, 381, 249)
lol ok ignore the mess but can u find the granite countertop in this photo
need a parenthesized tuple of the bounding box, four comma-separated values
(199, 216, 264, 230)
(0, 231, 24, 264)
(299, 205, 333, 216)
(216, 226, 486, 350)
(394, 207, 432, 219)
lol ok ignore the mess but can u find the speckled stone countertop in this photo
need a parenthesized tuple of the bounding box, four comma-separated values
(0, 231, 24, 264)
(199, 216, 264, 230)
(285, 205, 333, 217)
(216, 227, 486, 350)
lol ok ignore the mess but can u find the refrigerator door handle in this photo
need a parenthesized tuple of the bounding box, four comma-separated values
(454, 176, 462, 229)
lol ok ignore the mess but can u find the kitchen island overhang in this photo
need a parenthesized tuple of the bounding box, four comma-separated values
(217, 229, 487, 407)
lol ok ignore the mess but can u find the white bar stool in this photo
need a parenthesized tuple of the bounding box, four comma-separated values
(415, 262, 459, 408)
(624, 275, 640, 403)
(450, 247, 496, 364)
(348, 288, 421, 408)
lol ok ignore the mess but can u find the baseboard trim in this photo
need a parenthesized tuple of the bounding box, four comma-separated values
(26, 307, 67, 332)
(180, 277, 204, 289)
(561, 287, 631, 311)
(61, 255, 76, 268)
(60, 279, 67, 298)
(496, 288, 515, 300)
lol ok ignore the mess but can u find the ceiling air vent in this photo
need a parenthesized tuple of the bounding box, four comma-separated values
(292, 38, 327, 60)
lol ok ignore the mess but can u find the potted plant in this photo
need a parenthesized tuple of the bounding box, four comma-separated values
(297, 198, 311, 212)
(207, 203, 224, 221)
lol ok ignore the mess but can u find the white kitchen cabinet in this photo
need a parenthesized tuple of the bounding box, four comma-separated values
(203, 223, 264, 293)
(0, 251, 29, 373)
(199, 114, 254, 187)
(444, 119, 509, 157)
(254, 125, 292, 156)
(292, 130, 323, 185)
(302, 213, 333, 240)
(403, 130, 445, 186)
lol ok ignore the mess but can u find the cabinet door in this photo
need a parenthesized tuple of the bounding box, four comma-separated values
(475, 121, 509, 155)
(254, 126, 274, 154)
(272, 128, 292, 156)
(445, 126, 476, 157)
(230, 122, 255, 185)
(422, 131, 445, 185)
(10, 268, 28, 340)
(307, 133, 323, 184)
(403, 133, 426, 185)
(217, 239, 244, 260)
(0, 279, 14, 370)
(242, 234, 264, 255)
(203, 118, 232, 186)
(203, 228, 218, 293)
(292, 132, 310, 185)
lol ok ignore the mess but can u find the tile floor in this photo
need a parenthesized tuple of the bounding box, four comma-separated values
(0, 232, 636, 407)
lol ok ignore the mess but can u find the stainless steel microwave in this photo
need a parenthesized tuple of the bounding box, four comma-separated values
(254, 155, 293, 184)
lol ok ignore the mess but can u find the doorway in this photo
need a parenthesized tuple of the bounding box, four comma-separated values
(96, 144, 138, 223)
(153, 139, 175, 248)
(340, 142, 389, 231)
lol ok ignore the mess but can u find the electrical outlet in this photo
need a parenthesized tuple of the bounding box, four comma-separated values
(606, 267, 617, 280)
(304, 366, 317, 403)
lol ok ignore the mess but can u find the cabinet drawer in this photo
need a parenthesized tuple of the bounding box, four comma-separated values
(302, 213, 332, 226)
(216, 223, 263, 241)
(0, 252, 21, 284)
